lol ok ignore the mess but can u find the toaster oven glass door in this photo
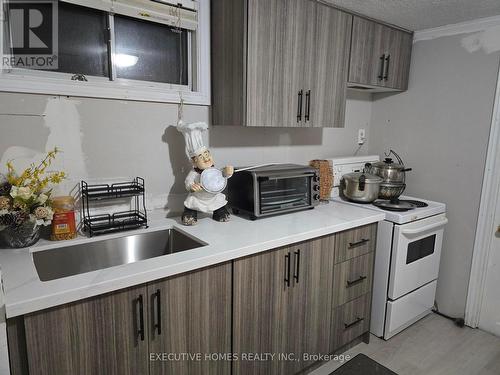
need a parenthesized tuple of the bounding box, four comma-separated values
(258, 176, 311, 214)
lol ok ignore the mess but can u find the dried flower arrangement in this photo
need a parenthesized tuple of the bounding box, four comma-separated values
(0, 148, 65, 246)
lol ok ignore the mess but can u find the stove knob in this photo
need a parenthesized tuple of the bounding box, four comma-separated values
(313, 185, 320, 191)
(313, 176, 320, 182)
(313, 194, 320, 201)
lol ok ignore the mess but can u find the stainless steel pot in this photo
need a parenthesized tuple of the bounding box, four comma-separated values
(365, 161, 407, 183)
(364, 150, 411, 200)
(342, 172, 382, 203)
(364, 150, 412, 184)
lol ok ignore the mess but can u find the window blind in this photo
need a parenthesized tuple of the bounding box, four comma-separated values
(60, 0, 198, 30)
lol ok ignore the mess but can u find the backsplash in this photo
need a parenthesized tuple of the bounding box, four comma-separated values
(0, 91, 372, 214)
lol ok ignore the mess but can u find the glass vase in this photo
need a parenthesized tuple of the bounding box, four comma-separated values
(0, 221, 41, 248)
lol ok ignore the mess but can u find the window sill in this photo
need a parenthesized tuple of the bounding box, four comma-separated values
(0, 73, 210, 106)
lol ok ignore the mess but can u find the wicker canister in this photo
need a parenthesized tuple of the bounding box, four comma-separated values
(309, 160, 333, 200)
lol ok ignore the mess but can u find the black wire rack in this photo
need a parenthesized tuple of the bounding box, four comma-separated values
(81, 177, 148, 237)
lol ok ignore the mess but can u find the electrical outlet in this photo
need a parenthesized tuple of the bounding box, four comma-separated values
(358, 129, 366, 145)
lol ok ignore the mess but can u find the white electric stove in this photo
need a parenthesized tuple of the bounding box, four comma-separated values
(333, 195, 446, 225)
(327, 156, 448, 340)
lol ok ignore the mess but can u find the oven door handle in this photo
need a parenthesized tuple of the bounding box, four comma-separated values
(401, 217, 448, 236)
(264, 173, 316, 181)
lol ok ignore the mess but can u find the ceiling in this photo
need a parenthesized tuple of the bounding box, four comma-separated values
(323, 0, 500, 31)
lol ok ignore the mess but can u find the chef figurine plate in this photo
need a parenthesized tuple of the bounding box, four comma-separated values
(200, 167, 228, 194)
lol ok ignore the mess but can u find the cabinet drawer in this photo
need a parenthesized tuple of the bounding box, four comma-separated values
(333, 252, 374, 307)
(335, 224, 377, 263)
(332, 293, 371, 351)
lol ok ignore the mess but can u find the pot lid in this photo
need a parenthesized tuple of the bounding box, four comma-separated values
(371, 158, 405, 170)
(343, 172, 382, 183)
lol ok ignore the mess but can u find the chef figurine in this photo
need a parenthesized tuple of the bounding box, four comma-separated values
(177, 122, 234, 226)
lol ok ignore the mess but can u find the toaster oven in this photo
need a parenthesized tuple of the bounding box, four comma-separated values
(227, 164, 320, 220)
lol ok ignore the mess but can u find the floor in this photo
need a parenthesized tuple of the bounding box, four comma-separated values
(309, 313, 500, 375)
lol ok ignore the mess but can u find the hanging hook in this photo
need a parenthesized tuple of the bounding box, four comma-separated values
(177, 92, 185, 127)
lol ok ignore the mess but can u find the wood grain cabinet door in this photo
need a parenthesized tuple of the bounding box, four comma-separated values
(383, 28, 413, 90)
(307, 5, 352, 128)
(286, 235, 336, 374)
(349, 16, 412, 91)
(24, 285, 149, 375)
(333, 253, 374, 307)
(331, 293, 372, 351)
(334, 224, 377, 264)
(233, 246, 293, 375)
(148, 263, 232, 375)
(348, 16, 386, 87)
(246, 0, 301, 127)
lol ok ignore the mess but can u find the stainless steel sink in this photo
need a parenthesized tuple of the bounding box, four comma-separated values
(33, 228, 207, 282)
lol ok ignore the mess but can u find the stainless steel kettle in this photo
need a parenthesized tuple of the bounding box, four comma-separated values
(364, 150, 412, 200)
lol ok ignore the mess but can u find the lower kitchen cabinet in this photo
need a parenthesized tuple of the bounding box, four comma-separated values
(7, 224, 377, 375)
(12, 264, 231, 375)
(333, 252, 374, 307)
(288, 236, 336, 373)
(233, 235, 336, 375)
(233, 245, 292, 375)
(23, 285, 149, 375)
(332, 293, 372, 350)
(147, 263, 232, 375)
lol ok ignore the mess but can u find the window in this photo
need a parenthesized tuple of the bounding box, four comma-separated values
(0, 0, 210, 105)
(48, 2, 109, 77)
(114, 15, 188, 85)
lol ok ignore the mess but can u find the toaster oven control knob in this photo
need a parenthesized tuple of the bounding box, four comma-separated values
(313, 185, 320, 191)
(314, 194, 320, 201)
(313, 176, 320, 182)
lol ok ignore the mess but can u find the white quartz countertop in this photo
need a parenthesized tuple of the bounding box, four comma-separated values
(0, 202, 384, 318)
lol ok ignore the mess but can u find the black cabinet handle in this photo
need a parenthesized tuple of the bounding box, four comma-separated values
(344, 317, 364, 329)
(293, 249, 301, 284)
(348, 238, 370, 249)
(384, 55, 391, 81)
(154, 289, 162, 335)
(378, 54, 385, 80)
(304, 90, 311, 122)
(137, 295, 145, 341)
(297, 90, 303, 122)
(347, 275, 367, 287)
(284, 252, 291, 287)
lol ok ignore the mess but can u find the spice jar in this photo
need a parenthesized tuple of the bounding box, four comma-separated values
(51, 196, 77, 241)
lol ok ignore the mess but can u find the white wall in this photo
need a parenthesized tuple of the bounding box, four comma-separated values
(0, 90, 372, 214)
(368, 32, 500, 317)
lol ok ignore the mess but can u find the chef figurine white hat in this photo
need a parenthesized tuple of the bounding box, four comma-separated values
(177, 121, 209, 159)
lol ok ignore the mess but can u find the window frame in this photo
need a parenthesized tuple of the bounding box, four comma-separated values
(0, 0, 211, 105)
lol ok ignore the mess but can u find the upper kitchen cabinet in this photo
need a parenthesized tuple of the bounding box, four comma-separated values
(308, 3, 352, 127)
(211, 0, 352, 127)
(348, 16, 413, 91)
